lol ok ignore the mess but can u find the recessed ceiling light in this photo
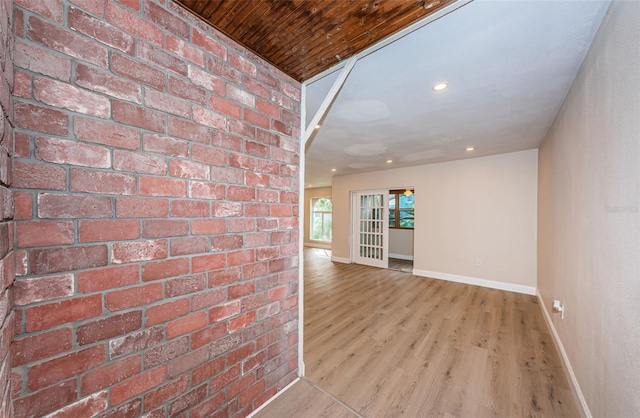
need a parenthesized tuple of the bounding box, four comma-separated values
(466, 147, 475, 151)
(331, 168, 337, 172)
(308, 184, 313, 187)
(433, 82, 448, 92)
(386, 160, 393, 163)
(315, 124, 321, 129)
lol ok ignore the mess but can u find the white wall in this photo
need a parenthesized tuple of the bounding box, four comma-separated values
(389, 228, 414, 259)
(537, 2, 640, 416)
(304, 186, 332, 249)
(332, 149, 538, 292)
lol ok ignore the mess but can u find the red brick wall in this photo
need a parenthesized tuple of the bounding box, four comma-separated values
(10, 0, 301, 416)
(0, 0, 16, 415)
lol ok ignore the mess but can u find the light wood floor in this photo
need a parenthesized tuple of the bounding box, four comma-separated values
(257, 249, 578, 418)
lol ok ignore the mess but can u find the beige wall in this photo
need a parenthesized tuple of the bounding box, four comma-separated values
(537, 2, 640, 416)
(304, 187, 332, 248)
(389, 228, 414, 259)
(332, 149, 538, 289)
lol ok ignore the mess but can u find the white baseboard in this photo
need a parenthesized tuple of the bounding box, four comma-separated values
(331, 256, 351, 264)
(536, 289, 591, 418)
(389, 253, 413, 261)
(304, 242, 331, 250)
(412, 269, 536, 295)
(247, 377, 300, 418)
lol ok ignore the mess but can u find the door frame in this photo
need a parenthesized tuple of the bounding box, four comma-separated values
(351, 190, 389, 269)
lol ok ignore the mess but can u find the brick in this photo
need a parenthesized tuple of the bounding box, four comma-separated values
(113, 101, 166, 133)
(35, 136, 110, 168)
(168, 384, 207, 417)
(141, 258, 189, 281)
(101, 399, 142, 418)
(75, 64, 140, 104)
(244, 232, 269, 248)
(239, 380, 265, 408)
(192, 288, 225, 311)
(168, 117, 209, 143)
(142, 133, 188, 158)
(168, 76, 206, 105)
(166, 312, 207, 339)
(16, 221, 74, 248)
(228, 218, 255, 233)
(210, 95, 241, 118)
(14, 40, 70, 81)
(106, 1, 162, 46)
(229, 311, 256, 333)
(146, 298, 189, 326)
(142, 219, 188, 238)
(111, 240, 167, 264)
(210, 300, 241, 323)
(111, 52, 165, 91)
(257, 70, 279, 89)
(14, 132, 31, 159)
(78, 264, 139, 293)
(244, 77, 270, 100)
(170, 236, 209, 256)
(170, 159, 210, 180)
(227, 373, 254, 399)
(144, 337, 188, 369)
(192, 356, 225, 386)
(16, 0, 63, 22)
(14, 101, 68, 136)
(27, 345, 106, 391)
(69, 7, 134, 54)
(37, 193, 113, 219)
(208, 267, 242, 287)
(12, 327, 72, 367)
(170, 200, 209, 217)
(210, 363, 241, 393)
(192, 253, 226, 273)
(165, 273, 206, 297)
(193, 29, 226, 59)
(189, 182, 226, 200)
(14, 273, 73, 306)
(191, 219, 226, 235)
(46, 390, 108, 418)
(144, 88, 190, 118)
(137, 41, 187, 76)
(229, 153, 256, 170)
(245, 203, 270, 217)
(79, 220, 140, 243)
(271, 91, 293, 110)
(70, 168, 136, 195)
(191, 143, 226, 166)
(166, 346, 208, 379)
(81, 355, 141, 395)
(246, 172, 269, 188)
(139, 176, 186, 197)
(282, 82, 301, 101)
(166, 35, 205, 67)
(193, 106, 226, 130)
(77, 311, 142, 345)
(116, 197, 169, 218)
(212, 130, 243, 152)
(242, 351, 266, 374)
(109, 365, 166, 406)
(114, 149, 166, 175)
(212, 201, 243, 217)
(211, 235, 243, 251)
(229, 52, 257, 77)
(109, 326, 164, 359)
(29, 245, 108, 275)
(12, 380, 77, 418)
(143, 375, 189, 411)
(228, 250, 255, 266)
(27, 16, 108, 67)
(106, 283, 163, 311)
(75, 117, 140, 150)
(69, 0, 104, 15)
(229, 282, 255, 300)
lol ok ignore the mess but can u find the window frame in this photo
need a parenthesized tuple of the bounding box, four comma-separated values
(389, 189, 414, 230)
(310, 196, 333, 242)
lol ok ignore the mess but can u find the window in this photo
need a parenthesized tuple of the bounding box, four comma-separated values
(389, 190, 414, 229)
(310, 197, 332, 242)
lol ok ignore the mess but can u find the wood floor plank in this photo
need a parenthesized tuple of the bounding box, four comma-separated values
(257, 248, 580, 418)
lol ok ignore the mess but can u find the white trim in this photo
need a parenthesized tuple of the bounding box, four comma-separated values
(303, 0, 473, 85)
(303, 57, 357, 144)
(247, 377, 301, 418)
(304, 242, 331, 250)
(389, 253, 413, 261)
(412, 269, 536, 295)
(331, 256, 352, 264)
(297, 82, 306, 377)
(536, 289, 591, 418)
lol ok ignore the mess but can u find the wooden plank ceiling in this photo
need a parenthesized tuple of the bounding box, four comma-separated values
(175, 0, 454, 82)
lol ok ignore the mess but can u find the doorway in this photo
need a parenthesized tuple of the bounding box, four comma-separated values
(387, 189, 414, 273)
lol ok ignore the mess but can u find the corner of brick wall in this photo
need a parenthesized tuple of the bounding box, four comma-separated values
(0, 0, 16, 415)
(9, 0, 301, 416)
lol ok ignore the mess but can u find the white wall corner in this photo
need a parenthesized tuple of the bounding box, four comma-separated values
(536, 289, 592, 418)
(412, 269, 536, 296)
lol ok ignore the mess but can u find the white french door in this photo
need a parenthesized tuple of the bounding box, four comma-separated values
(353, 190, 389, 268)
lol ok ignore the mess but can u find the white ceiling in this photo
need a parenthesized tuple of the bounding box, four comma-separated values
(304, 0, 611, 188)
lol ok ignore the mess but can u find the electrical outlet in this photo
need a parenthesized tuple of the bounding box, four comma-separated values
(475, 258, 482, 266)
